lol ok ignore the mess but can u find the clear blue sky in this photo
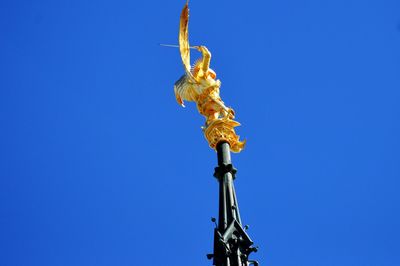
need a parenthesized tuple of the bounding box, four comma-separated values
(1, 0, 399, 265)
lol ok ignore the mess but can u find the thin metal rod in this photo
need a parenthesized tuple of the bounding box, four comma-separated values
(159, 43, 199, 49)
(227, 175, 237, 221)
(232, 184, 242, 225)
(224, 172, 234, 227)
(219, 174, 228, 231)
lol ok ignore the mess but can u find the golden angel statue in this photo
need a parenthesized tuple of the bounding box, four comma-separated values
(173, 2, 245, 152)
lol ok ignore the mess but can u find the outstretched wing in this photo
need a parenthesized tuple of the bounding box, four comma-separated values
(179, 2, 197, 83)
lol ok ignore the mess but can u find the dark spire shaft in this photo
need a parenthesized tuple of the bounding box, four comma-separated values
(208, 142, 259, 266)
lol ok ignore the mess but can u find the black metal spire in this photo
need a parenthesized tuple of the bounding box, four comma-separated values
(207, 141, 259, 266)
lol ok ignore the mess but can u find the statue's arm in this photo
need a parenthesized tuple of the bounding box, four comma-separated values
(197, 46, 211, 74)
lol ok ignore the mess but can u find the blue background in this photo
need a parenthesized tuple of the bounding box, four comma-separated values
(1, 0, 399, 265)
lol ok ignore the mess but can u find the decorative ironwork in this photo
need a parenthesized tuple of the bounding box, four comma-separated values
(206, 142, 259, 266)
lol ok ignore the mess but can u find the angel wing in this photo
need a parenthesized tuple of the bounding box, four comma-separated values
(179, 2, 197, 83)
